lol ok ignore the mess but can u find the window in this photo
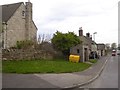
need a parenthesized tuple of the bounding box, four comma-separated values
(77, 49, 80, 54)
(2, 40, 4, 48)
(22, 11, 25, 16)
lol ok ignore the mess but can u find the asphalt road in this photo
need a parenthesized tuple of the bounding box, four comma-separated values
(80, 55, 118, 88)
(2, 74, 58, 88)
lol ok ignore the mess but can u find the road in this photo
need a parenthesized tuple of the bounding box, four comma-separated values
(80, 55, 118, 88)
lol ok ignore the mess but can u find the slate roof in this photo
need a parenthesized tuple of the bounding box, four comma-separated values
(2, 2, 23, 22)
(78, 36, 97, 49)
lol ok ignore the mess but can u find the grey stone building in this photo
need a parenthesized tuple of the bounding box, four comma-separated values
(70, 27, 97, 62)
(1, 1, 37, 49)
(70, 44, 89, 62)
(97, 44, 107, 57)
(78, 27, 97, 52)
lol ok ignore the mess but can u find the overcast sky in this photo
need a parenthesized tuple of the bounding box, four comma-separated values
(1, 0, 119, 45)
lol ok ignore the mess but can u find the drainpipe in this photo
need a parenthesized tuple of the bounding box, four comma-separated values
(2, 22, 7, 49)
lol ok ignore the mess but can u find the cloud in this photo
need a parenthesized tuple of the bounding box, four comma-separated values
(39, 1, 106, 22)
(1, 0, 119, 44)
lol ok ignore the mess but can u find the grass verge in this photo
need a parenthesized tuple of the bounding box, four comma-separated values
(2, 59, 91, 74)
(89, 59, 98, 63)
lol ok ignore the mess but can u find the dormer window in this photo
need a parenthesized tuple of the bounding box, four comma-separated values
(22, 11, 25, 16)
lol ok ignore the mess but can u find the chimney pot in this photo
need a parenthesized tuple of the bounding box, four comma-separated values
(79, 27, 83, 36)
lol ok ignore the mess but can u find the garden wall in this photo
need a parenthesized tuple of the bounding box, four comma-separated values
(2, 49, 54, 60)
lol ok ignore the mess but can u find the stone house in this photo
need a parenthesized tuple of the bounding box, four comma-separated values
(78, 28, 97, 53)
(1, 1, 37, 49)
(97, 44, 107, 57)
(70, 27, 97, 62)
(70, 44, 89, 62)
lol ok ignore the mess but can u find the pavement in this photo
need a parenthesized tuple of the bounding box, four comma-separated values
(2, 54, 111, 89)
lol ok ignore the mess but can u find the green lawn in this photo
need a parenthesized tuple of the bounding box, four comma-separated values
(89, 59, 98, 63)
(2, 59, 91, 74)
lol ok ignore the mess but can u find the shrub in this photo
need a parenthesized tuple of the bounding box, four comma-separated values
(16, 40, 34, 49)
(89, 59, 97, 63)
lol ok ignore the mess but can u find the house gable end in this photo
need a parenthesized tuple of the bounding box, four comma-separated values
(32, 20, 38, 30)
(2, 2, 23, 22)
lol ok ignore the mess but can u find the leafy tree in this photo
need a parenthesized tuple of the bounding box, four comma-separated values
(51, 31, 81, 57)
(105, 43, 111, 50)
(105, 43, 111, 54)
(118, 43, 120, 50)
(111, 43, 117, 50)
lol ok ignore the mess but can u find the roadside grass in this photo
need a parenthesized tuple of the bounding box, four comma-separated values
(89, 59, 98, 63)
(2, 59, 91, 74)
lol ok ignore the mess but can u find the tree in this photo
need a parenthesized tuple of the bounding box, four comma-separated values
(51, 31, 81, 57)
(15, 40, 34, 49)
(105, 43, 111, 54)
(38, 34, 52, 44)
(111, 43, 117, 50)
(118, 43, 120, 50)
(106, 43, 110, 50)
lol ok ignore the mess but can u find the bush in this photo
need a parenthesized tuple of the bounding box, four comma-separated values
(89, 59, 97, 63)
(51, 31, 81, 57)
(16, 40, 34, 49)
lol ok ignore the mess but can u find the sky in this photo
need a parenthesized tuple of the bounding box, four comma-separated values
(1, 0, 119, 45)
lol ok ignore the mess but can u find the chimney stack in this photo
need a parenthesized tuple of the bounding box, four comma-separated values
(25, 1, 32, 40)
(79, 27, 83, 36)
(86, 33, 90, 38)
(90, 35, 92, 40)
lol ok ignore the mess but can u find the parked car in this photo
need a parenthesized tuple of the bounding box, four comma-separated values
(112, 50, 116, 56)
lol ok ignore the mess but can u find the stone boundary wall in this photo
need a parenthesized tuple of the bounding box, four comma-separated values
(2, 49, 54, 60)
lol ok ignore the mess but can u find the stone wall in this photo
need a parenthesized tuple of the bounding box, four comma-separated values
(2, 49, 54, 60)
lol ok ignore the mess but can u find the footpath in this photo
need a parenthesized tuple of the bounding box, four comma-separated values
(2, 55, 111, 88)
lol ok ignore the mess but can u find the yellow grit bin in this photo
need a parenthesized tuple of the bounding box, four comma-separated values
(69, 55, 80, 63)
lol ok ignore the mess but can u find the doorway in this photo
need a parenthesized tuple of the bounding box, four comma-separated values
(84, 48, 88, 62)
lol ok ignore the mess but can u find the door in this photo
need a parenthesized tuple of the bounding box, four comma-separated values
(84, 48, 88, 61)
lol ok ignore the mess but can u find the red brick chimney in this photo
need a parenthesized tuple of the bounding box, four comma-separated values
(79, 27, 83, 36)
